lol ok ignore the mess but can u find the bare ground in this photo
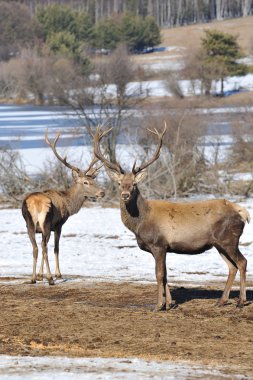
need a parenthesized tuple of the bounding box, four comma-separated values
(0, 278, 253, 377)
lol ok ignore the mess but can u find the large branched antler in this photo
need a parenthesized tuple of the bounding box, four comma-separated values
(85, 155, 103, 178)
(45, 129, 101, 177)
(93, 125, 124, 174)
(45, 129, 81, 173)
(132, 122, 167, 174)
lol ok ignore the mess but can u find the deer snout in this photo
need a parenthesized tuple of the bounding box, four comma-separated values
(121, 191, 130, 201)
(96, 190, 105, 198)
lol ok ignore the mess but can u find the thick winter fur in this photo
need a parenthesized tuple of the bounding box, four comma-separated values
(94, 126, 250, 311)
(118, 179, 250, 310)
(25, 193, 52, 233)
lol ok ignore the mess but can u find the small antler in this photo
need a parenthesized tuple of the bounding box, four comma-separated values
(93, 125, 124, 174)
(45, 129, 82, 173)
(132, 122, 167, 174)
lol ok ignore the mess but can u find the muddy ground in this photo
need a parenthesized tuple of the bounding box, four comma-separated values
(0, 278, 253, 377)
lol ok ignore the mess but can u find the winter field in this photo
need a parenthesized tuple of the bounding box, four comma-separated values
(0, 104, 253, 379)
(1, 24, 253, 376)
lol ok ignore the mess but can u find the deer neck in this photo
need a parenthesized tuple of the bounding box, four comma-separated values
(120, 187, 148, 233)
(64, 183, 85, 216)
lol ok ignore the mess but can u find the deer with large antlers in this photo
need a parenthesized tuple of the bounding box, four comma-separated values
(22, 130, 105, 285)
(94, 125, 250, 311)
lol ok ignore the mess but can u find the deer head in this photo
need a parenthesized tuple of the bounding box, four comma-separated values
(45, 130, 105, 199)
(93, 124, 167, 202)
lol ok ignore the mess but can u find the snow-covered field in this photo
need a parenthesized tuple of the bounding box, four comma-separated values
(0, 355, 246, 380)
(104, 73, 253, 98)
(1, 203, 252, 285)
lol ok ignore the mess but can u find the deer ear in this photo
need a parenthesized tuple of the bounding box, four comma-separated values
(134, 169, 148, 184)
(106, 168, 122, 183)
(72, 170, 79, 180)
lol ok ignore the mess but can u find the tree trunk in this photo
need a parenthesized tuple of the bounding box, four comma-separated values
(221, 77, 224, 96)
(22, 0, 253, 27)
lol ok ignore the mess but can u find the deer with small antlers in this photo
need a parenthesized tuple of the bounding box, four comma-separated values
(22, 130, 105, 285)
(94, 125, 250, 311)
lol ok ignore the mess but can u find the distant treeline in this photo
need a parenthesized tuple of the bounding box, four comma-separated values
(11, 0, 253, 26)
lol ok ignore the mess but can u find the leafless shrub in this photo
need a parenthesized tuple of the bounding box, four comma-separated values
(183, 48, 212, 96)
(230, 117, 253, 168)
(36, 159, 72, 190)
(225, 111, 253, 197)
(0, 48, 80, 104)
(46, 57, 82, 105)
(0, 48, 54, 103)
(0, 59, 21, 99)
(164, 71, 184, 99)
(137, 112, 224, 199)
(0, 148, 34, 201)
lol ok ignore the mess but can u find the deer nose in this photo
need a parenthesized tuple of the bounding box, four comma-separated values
(96, 190, 105, 198)
(121, 192, 130, 201)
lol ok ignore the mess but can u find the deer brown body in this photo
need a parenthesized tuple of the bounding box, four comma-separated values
(22, 131, 105, 285)
(94, 126, 250, 311)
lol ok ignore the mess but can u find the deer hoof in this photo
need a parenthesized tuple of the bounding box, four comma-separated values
(55, 274, 62, 279)
(167, 302, 178, 310)
(216, 299, 228, 307)
(48, 278, 55, 286)
(236, 301, 244, 309)
(30, 279, 36, 284)
(153, 303, 166, 312)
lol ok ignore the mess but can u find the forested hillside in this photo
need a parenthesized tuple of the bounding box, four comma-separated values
(14, 0, 253, 26)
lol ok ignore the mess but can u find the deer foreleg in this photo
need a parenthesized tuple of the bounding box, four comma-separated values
(41, 232, 54, 285)
(153, 248, 171, 311)
(54, 226, 62, 279)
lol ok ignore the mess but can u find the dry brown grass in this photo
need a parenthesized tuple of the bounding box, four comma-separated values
(1, 280, 253, 377)
(161, 16, 253, 55)
(133, 16, 253, 68)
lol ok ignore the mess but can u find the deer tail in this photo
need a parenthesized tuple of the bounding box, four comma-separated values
(233, 204, 251, 224)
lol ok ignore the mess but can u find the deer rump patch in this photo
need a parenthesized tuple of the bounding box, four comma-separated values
(26, 193, 52, 233)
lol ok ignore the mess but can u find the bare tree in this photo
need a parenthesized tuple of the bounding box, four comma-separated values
(59, 44, 145, 165)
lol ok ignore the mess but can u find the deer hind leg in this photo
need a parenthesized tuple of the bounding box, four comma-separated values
(54, 225, 62, 279)
(236, 249, 247, 307)
(217, 251, 238, 306)
(27, 223, 38, 284)
(218, 246, 247, 307)
(41, 229, 54, 285)
(152, 247, 172, 311)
